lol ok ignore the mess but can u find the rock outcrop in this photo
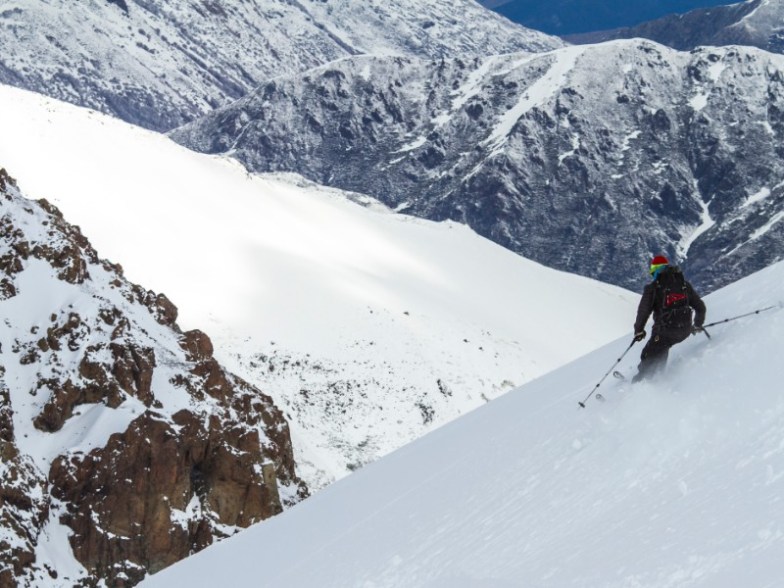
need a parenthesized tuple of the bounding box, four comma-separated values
(0, 168, 307, 586)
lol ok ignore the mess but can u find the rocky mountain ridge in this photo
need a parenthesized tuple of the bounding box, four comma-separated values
(0, 168, 306, 587)
(0, 0, 561, 131)
(567, 0, 784, 53)
(171, 40, 784, 293)
(481, 0, 733, 36)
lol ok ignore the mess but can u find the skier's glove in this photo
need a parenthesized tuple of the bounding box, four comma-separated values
(691, 325, 704, 336)
(633, 330, 646, 342)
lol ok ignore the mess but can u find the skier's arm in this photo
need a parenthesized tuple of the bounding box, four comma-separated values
(687, 283, 706, 327)
(634, 284, 655, 333)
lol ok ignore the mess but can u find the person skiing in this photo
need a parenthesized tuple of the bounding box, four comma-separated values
(632, 255, 706, 382)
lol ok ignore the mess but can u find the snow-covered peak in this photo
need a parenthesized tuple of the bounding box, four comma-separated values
(568, 0, 784, 54)
(0, 0, 563, 130)
(140, 259, 784, 588)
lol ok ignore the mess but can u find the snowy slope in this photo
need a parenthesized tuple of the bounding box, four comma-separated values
(173, 40, 784, 293)
(0, 84, 637, 490)
(0, 0, 562, 130)
(140, 261, 784, 588)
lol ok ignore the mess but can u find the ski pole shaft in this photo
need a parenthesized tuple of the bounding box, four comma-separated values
(703, 305, 778, 329)
(578, 339, 636, 409)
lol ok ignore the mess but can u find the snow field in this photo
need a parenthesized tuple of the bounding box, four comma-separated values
(0, 84, 637, 487)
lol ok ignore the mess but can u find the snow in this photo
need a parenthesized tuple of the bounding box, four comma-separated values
(690, 93, 709, 111)
(743, 187, 772, 208)
(0, 84, 637, 489)
(620, 129, 641, 151)
(140, 260, 784, 588)
(484, 45, 585, 153)
(677, 184, 715, 261)
(30, 502, 91, 586)
(708, 60, 727, 82)
(750, 210, 784, 240)
(558, 134, 581, 164)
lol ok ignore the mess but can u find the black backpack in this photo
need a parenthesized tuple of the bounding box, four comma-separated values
(655, 267, 693, 329)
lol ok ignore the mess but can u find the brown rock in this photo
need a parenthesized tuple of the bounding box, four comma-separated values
(144, 291, 179, 328)
(50, 406, 293, 585)
(0, 385, 50, 585)
(179, 330, 214, 362)
(110, 343, 156, 406)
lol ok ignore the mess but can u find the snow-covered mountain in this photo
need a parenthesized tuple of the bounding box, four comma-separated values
(0, 168, 306, 587)
(172, 40, 784, 293)
(0, 0, 562, 131)
(140, 259, 784, 588)
(568, 0, 784, 53)
(0, 84, 637, 494)
(481, 0, 733, 35)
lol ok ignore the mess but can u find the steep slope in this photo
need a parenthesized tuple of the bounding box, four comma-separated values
(0, 168, 305, 587)
(0, 84, 637, 491)
(567, 0, 784, 53)
(172, 40, 784, 293)
(0, 0, 561, 131)
(480, 0, 734, 35)
(140, 260, 784, 588)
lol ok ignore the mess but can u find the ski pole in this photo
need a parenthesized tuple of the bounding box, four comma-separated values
(692, 326, 711, 340)
(702, 305, 779, 329)
(578, 339, 636, 409)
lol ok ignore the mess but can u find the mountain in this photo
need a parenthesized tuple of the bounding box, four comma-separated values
(0, 84, 637, 493)
(567, 0, 784, 54)
(140, 260, 784, 588)
(171, 40, 784, 294)
(480, 0, 734, 36)
(0, 168, 306, 587)
(0, 0, 562, 131)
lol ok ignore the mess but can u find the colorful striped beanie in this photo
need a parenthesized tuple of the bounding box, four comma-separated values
(649, 255, 669, 276)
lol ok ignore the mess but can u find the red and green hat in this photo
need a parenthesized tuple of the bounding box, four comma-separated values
(649, 255, 669, 276)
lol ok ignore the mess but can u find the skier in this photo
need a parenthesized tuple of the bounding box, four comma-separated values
(632, 255, 706, 382)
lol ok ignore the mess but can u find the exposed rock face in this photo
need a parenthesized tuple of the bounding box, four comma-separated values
(0, 0, 561, 131)
(0, 168, 307, 586)
(172, 41, 784, 293)
(0, 378, 50, 588)
(50, 409, 285, 584)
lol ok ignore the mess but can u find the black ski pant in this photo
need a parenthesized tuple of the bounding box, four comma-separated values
(632, 328, 691, 382)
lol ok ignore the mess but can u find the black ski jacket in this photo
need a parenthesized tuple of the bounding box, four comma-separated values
(634, 267, 706, 334)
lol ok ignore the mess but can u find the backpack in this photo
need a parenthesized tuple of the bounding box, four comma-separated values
(655, 267, 692, 329)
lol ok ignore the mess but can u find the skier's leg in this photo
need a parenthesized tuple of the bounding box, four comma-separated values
(632, 333, 671, 382)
